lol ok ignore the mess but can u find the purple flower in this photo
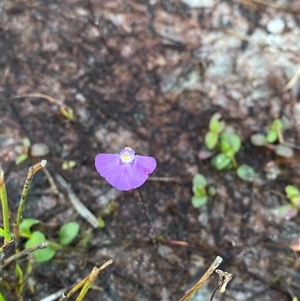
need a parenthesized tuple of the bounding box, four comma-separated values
(95, 147, 157, 191)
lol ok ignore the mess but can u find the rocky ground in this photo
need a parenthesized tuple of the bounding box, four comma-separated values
(1, 0, 299, 300)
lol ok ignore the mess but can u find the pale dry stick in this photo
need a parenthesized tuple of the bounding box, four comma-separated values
(7, 93, 74, 120)
(179, 256, 223, 301)
(226, 29, 250, 43)
(147, 176, 180, 183)
(4, 241, 48, 267)
(59, 259, 113, 301)
(42, 166, 60, 195)
(236, 0, 297, 12)
(55, 174, 99, 228)
(39, 287, 72, 301)
(283, 141, 300, 151)
(285, 67, 300, 90)
(7, 93, 62, 105)
(215, 269, 233, 293)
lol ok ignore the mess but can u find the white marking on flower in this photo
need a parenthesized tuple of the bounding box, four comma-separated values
(120, 147, 135, 164)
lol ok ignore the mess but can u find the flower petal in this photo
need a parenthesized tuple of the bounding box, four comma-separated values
(135, 155, 157, 175)
(95, 153, 157, 191)
(95, 153, 120, 178)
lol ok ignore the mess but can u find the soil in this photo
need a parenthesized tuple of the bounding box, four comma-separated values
(1, 1, 300, 301)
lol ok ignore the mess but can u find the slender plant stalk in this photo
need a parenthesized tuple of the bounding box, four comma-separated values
(179, 256, 223, 301)
(13, 160, 47, 301)
(230, 156, 238, 169)
(0, 167, 11, 243)
(16, 160, 47, 227)
(7, 93, 74, 120)
(0, 228, 11, 246)
(137, 188, 154, 237)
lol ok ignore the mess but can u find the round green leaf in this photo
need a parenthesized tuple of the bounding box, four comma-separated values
(25, 231, 55, 263)
(193, 174, 207, 186)
(285, 185, 300, 199)
(271, 119, 283, 130)
(191, 195, 207, 208)
(291, 196, 300, 209)
(20, 218, 41, 238)
(15, 154, 29, 165)
(205, 131, 218, 150)
(273, 204, 298, 220)
(212, 153, 231, 170)
(59, 222, 80, 246)
(207, 186, 216, 196)
(266, 129, 277, 143)
(237, 165, 255, 182)
(98, 218, 105, 228)
(23, 138, 31, 148)
(220, 132, 241, 154)
(209, 113, 225, 133)
(250, 134, 267, 146)
(220, 136, 231, 153)
(275, 145, 294, 158)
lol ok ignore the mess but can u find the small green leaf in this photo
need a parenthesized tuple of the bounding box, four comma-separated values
(250, 134, 267, 146)
(192, 174, 207, 186)
(207, 186, 216, 196)
(205, 131, 218, 150)
(209, 113, 225, 133)
(98, 218, 105, 228)
(59, 222, 80, 246)
(212, 153, 231, 170)
(15, 154, 28, 165)
(271, 119, 283, 130)
(23, 138, 31, 148)
(60, 105, 74, 121)
(20, 218, 41, 238)
(220, 132, 241, 154)
(61, 160, 76, 170)
(266, 129, 278, 143)
(25, 231, 56, 263)
(273, 204, 298, 220)
(275, 145, 294, 158)
(15, 145, 25, 154)
(191, 195, 207, 208)
(290, 196, 300, 209)
(237, 165, 255, 182)
(192, 184, 206, 196)
(220, 136, 231, 153)
(285, 185, 300, 199)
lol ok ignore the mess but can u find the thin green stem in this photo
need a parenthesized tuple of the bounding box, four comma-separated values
(0, 167, 11, 240)
(230, 155, 238, 169)
(0, 292, 5, 301)
(60, 260, 112, 301)
(75, 279, 93, 301)
(0, 228, 10, 242)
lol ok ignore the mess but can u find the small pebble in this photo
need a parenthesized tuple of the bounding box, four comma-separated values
(267, 18, 285, 35)
(30, 143, 50, 157)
